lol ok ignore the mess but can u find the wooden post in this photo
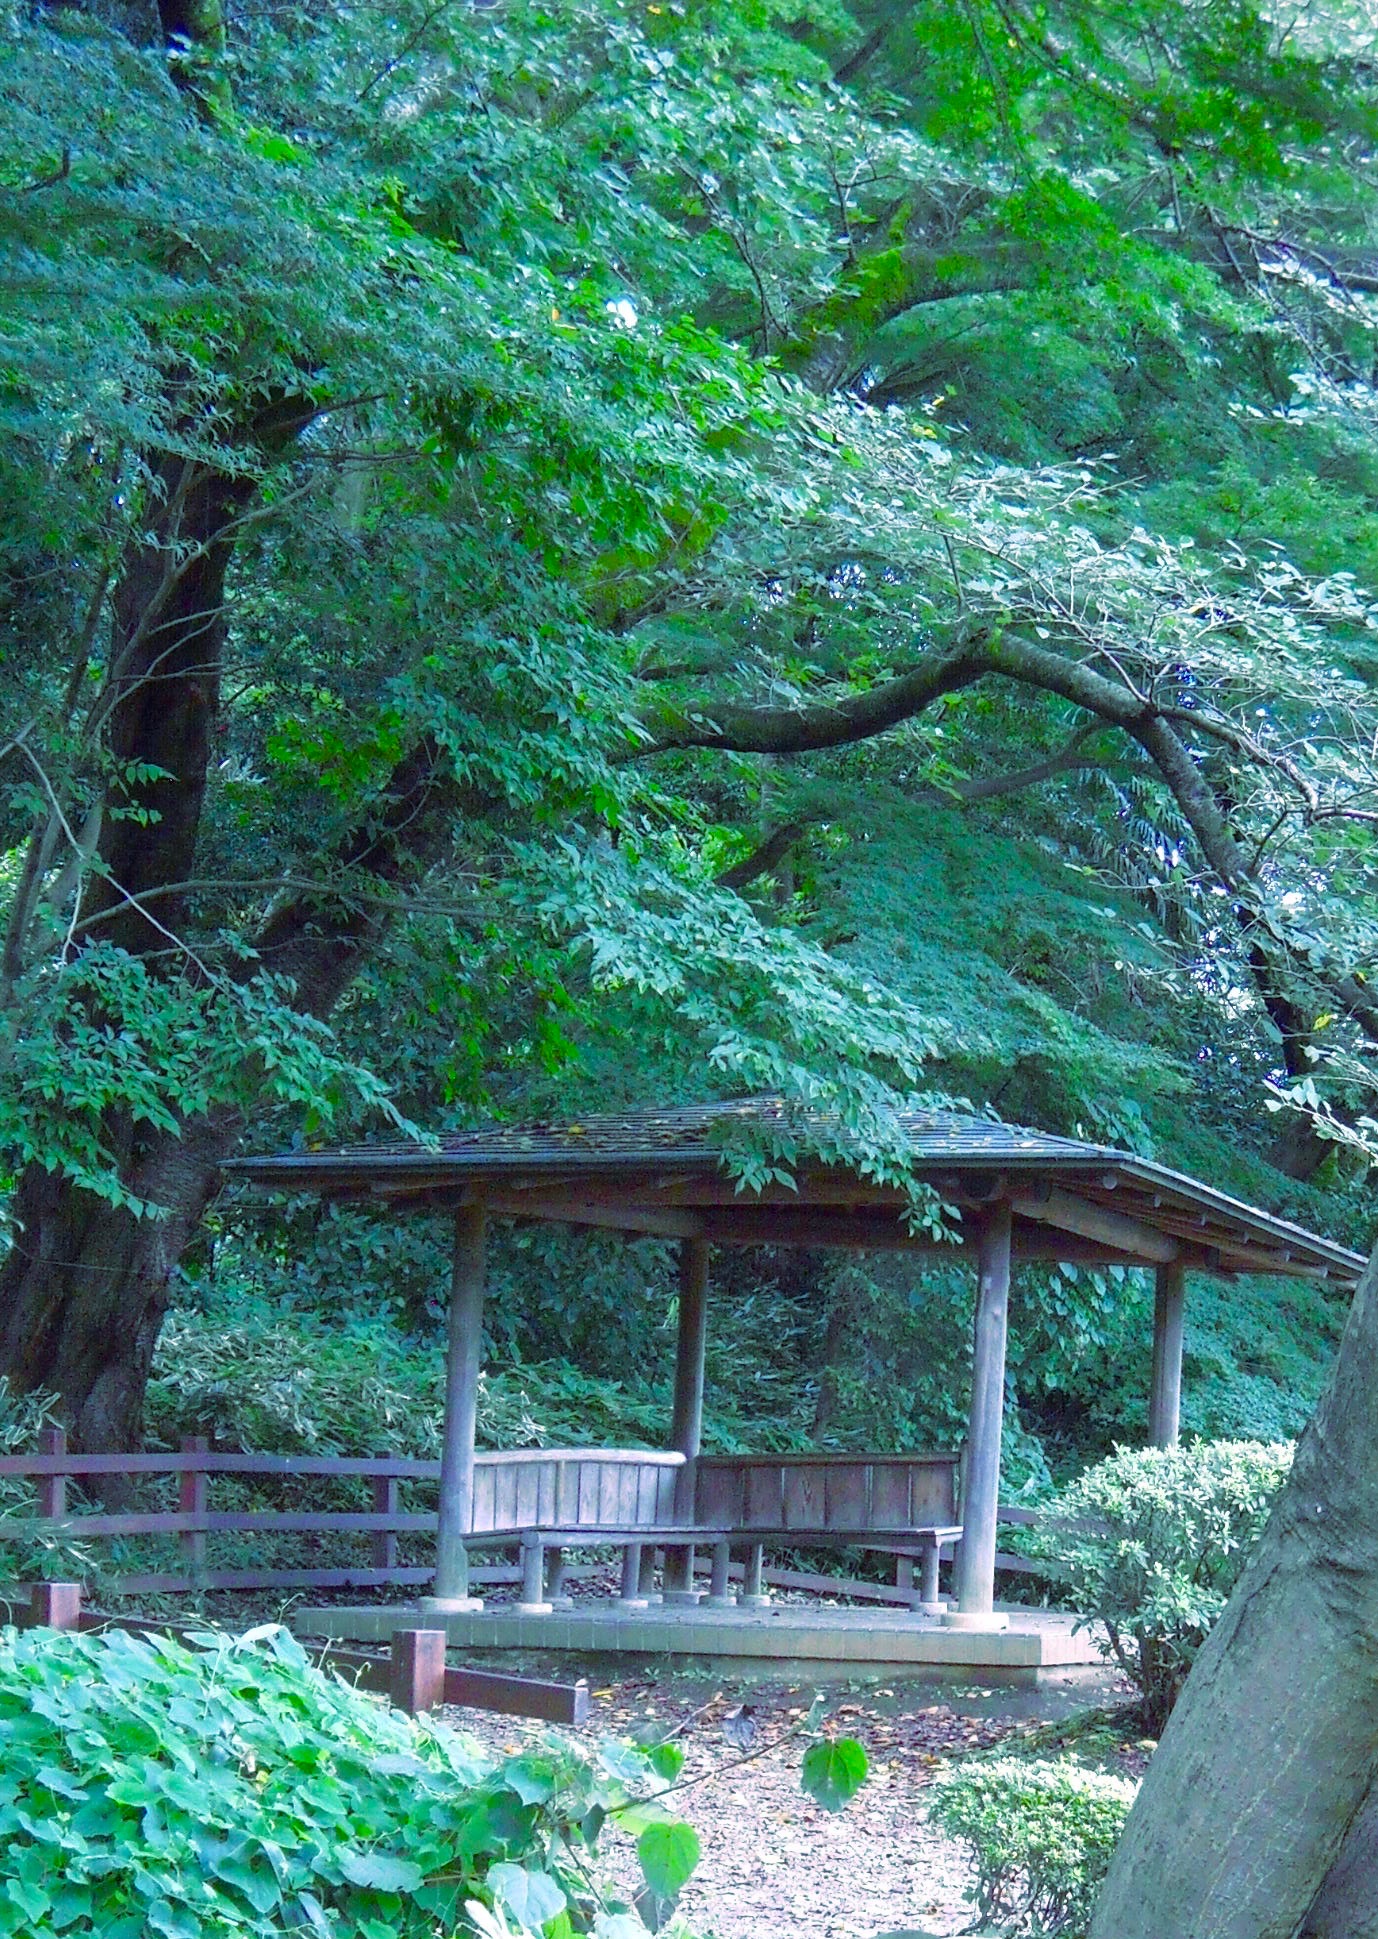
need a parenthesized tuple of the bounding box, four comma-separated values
(371, 1473, 400, 1572)
(518, 1535, 550, 1613)
(34, 1426, 66, 1520)
(952, 1203, 1012, 1626)
(706, 1539, 734, 1607)
(423, 1203, 487, 1613)
(29, 1581, 81, 1630)
(390, 1628, 447, 1715)
(740, 1541, 768, 1608)
(919, 1537, 941, 1610)
(664, 1236, 709, 1600)
(179, 1435, 208, 1582)
(1149, 1260, 1187, 1447)
(621, 1543, 649, 1608)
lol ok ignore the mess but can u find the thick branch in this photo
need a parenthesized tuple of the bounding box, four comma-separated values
(639, 621, 994, 754)
(646, 623, 1378, 1048)
(717, 821, 807, 892)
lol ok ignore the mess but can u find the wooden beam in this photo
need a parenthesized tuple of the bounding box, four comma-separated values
(1149, 1261, 1187, 1446)
(424, 1204, 486, 1613)
(956, 1204, 1013, 1618)
(665, 1236, 710, 1595)
(485, 1195, 704, 1239)
(1011, 1188, 1179, 1264)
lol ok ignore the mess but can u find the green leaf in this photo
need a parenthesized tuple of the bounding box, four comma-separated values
(487, 1862, 568, 1933)
(636, 1820, 700, 1901)
(647, 1742, 685, 1781)
(801, 1738, 869, 1812)
(337, 1848, 425, 1893)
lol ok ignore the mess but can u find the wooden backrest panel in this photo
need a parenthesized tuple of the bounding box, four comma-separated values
(466, 1449, 685, 1534)
(693, 1453, 958, 1532)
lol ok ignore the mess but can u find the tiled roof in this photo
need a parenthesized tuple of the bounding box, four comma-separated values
(224, 1095, 1368, 1281)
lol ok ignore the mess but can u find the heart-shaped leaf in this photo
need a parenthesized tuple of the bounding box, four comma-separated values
(802, 1737, 869, 1812)
(637, 1820, 700, 1901)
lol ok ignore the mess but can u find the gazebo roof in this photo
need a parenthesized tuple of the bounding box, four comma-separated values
(225, 1096, 1367, 1282)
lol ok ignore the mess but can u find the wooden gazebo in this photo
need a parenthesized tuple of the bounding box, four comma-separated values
(227, 1098, 1364, 1635)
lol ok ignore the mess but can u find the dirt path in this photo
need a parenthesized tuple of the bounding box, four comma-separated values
(442, 1668, 1125, 1938)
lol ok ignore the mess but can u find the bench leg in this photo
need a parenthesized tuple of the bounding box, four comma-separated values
(638, 1545, 660, 1603)
(518, 1536, 553, 1614)
(620, 1543, 650, 1609)
(705, 1539, 735, 1608)
(912, 1537, 945, 1616)
(546, 1545, 572, 1609)
(662, 1543, 702, 1606)
(739, 1542, 770, 1609)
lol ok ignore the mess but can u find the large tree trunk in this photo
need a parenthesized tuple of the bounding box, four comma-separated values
(0, 1117, 233, 1449)
(0, 729, 459, 1447)
(1088, 1240, 1378, 1939)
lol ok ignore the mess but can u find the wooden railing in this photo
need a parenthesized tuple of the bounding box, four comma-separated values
(694, 1451, 959, 1532)
(0, 1433, 688, 1598)
(2, 1434, 1063, 1604)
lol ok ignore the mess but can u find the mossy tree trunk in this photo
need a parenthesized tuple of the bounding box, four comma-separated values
(1089, 1241, 1378, 1939)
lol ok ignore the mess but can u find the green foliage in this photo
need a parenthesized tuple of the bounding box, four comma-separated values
(0, 1380, 92, 1590)
(0, 1622, 697, 1937)
(635, 1821, 700, 1902)
(928, 1757, 1137, 1938)
(3, 0, 1378, 1469)
(1020, 1440, 1293, 1729)
(800, 1737, 869, 1812)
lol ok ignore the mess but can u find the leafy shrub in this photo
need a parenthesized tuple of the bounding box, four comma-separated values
(0, 1621, 696, 1937)
(928, 1756, 1136, 1937)
(1021, 1439, 1292, 1729)
(0, 1378, 92, 1593)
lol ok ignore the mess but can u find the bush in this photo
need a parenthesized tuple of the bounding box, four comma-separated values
(1022, 1439, 1292, 1730)
(0, 1378, 93, 1593)
(928, 1756, 1136, 1937)
(0, 1621, 693, 1938)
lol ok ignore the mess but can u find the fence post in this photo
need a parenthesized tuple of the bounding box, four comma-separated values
(179, 1435, 208, 1581)
(371, 1473, 399, 1572)
(34, 1426, 66, 1520)
(390, 1629, 447, 1715)
(29, 1581, 82, 1630)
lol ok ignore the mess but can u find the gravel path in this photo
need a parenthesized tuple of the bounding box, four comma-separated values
(441, 1671, 1087, 1938)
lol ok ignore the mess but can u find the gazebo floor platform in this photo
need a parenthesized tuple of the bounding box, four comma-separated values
(293, 1599, 1101, 1676)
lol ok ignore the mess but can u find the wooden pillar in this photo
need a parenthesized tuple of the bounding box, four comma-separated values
(664, 1236, 709, 1599)
(953, 1203, 1012, 1624)
(179, 1434, 208, 1582)
(1149, 1259, 1187, 1447)
(423, 1203, 487, 1612)
(389, 1628, 447, 1715)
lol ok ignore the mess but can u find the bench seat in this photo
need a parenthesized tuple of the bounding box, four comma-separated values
(476, 1520, 964, 1612)
(458, 1449, 964, 1613)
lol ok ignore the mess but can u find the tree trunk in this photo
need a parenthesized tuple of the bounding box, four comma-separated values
(1088, 1240, 1378, 1939)
(0, 1116, 233, 1450)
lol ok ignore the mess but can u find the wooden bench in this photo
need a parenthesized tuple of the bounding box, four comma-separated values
(461, 1448, 962, 1614)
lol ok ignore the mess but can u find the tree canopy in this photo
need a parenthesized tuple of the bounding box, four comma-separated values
(2, 0, 1377, 1447)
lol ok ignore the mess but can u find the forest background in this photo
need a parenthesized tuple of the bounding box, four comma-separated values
(3, 0, 1378, 1489)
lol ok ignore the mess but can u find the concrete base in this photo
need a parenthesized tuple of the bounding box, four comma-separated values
(516, 1601, 554, 1615)
(293, 1599, 1098, 1671)
(943, 1609, 1011, 1633)
(661, 1589, 705, 1607)
(418, 1595, 485, 1615)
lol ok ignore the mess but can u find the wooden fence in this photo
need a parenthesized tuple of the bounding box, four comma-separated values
(0, 1430, 1048, 1603)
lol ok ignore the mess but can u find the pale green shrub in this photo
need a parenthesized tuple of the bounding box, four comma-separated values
(929, 1756, 1136, 1937)
(1021, 1439, 1292, 1729)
